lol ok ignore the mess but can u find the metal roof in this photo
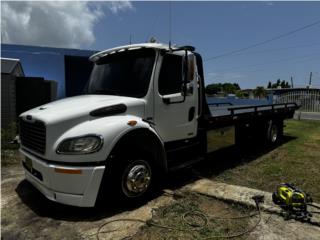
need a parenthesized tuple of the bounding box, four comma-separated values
(1, 57, 25, 76)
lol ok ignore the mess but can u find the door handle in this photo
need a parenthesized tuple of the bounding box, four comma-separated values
(188, 107, 195, 121)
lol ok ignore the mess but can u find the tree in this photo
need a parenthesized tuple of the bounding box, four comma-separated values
(205, 82, 241, 95)
(269, 79, 291, 89)
(267, 81, 272, 89)
(222, 83, 238, 94)
(205, 83, 222, 95)
(253, 86, 267, 99)
(285, 82, 290, 88)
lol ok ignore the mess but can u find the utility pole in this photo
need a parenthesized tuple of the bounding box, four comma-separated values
(309, 72, 313, 86)
(291, 76, 294, 88)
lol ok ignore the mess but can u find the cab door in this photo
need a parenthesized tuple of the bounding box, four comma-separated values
(153, 51, 199, 142)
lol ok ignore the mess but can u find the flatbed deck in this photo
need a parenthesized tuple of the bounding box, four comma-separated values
(205, 102, 298, 129)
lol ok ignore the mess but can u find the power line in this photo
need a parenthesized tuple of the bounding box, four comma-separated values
(205, 54, 320, 83)
(215, 52, 320, 72)
(226, 42, 320, 57)
(205, 19, 320, 62)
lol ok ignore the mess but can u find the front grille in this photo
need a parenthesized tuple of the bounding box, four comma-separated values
(20, 119, 46, 155)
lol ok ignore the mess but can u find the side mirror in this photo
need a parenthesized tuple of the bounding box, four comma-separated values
(182, 54, 195, 96)
(186, 82, 194, 95)
(187, 55, 195, 82)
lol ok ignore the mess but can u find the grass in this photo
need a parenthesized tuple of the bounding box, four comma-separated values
(132, 192, 255, 240)
(212, 119, 320, 202)
(1, 122, 21, 167)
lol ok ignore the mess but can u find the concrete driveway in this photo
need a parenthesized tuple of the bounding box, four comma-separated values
(294, 111, 320, 121)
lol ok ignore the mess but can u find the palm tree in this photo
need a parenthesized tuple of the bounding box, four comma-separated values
(253, 86, 266, 99)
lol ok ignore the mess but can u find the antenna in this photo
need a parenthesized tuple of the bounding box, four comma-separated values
(169, 1, 172, 50)
(129, 34, 132, 45)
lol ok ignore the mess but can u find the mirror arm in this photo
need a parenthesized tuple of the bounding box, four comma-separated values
(163, 98, 171, 104)
(183, 49, 188, 96)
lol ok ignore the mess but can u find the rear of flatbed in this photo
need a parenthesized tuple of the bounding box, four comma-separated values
(199, 102, 300, 156)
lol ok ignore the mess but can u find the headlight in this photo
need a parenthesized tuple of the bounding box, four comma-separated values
(57, 135, 103, 154)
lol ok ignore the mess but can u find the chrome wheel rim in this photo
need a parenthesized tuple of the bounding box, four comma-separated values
(122, 160, 151, 197)
(270, 125, 278, 143)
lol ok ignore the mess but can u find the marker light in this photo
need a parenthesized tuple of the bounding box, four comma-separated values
(127, 120, 137, 126)
(54, 168, 82, 174)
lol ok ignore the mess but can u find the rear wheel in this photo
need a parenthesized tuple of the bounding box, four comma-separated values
(269, 124, 278, 143)
(267, 121, 283, 144)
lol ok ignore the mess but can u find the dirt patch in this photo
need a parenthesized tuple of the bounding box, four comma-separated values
(131, 192, 255, 240)
(1, 148, 23, 167)
(1, 164, 174, 240)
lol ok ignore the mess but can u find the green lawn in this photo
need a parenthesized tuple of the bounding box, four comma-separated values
(213, 119, 320, 202)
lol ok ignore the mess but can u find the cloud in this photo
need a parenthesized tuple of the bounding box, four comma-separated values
(1, 1, 133, 48)
(108, 1, 134, 14)
(265, 2, 274, 6)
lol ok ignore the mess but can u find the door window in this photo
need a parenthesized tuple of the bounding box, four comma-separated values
(158, 54, 183, 95)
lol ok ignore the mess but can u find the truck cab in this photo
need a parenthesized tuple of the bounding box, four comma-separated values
(19, 43, 205, 207)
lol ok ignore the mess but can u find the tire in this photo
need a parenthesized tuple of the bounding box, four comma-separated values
(267, 121, 281, 144)
(120, 159, 153, 199)
(99, 148, 156, 205)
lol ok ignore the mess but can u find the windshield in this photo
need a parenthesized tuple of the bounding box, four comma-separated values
(86, 48, 156, 98)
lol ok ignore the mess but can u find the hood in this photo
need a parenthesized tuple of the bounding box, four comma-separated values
(20, 95, 146, 124)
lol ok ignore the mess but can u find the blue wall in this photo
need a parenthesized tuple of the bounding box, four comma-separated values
(1, 44, 97, 98)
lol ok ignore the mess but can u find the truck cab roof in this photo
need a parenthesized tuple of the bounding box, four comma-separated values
(89, 43, 195, 62)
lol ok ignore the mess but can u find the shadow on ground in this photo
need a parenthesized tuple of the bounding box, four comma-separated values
(164, 135, 296, 190)
(14, 136, 295, 222)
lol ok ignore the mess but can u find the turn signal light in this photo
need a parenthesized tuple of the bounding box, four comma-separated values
(54, 168, 82, 174)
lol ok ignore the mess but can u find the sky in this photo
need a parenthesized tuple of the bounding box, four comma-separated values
(1, 1, 320, 89)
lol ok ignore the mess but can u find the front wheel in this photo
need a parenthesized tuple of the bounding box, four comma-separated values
(98, 152, 156, 206)
(121, 159, 152, 198)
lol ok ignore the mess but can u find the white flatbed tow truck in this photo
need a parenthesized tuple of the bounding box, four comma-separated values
(19, 43, 298, 207)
